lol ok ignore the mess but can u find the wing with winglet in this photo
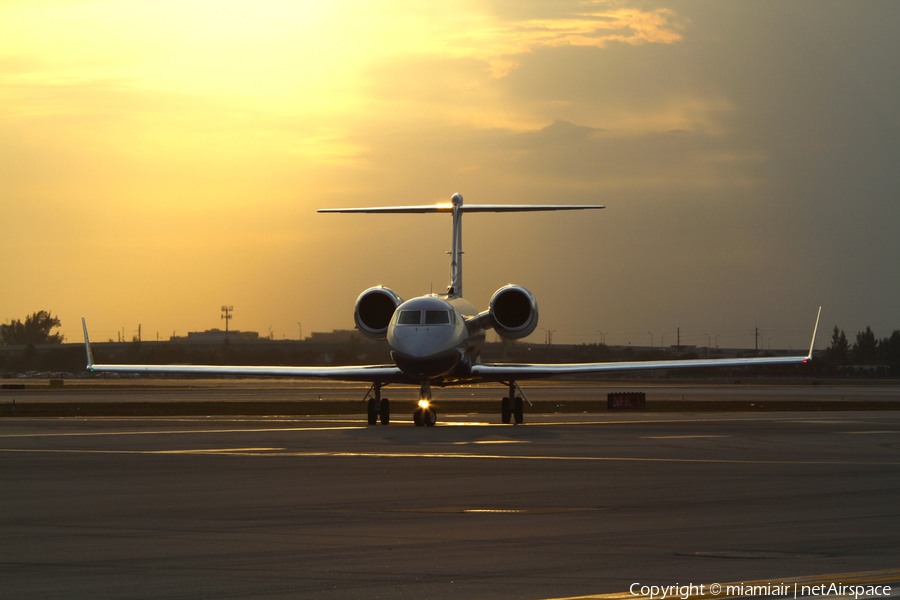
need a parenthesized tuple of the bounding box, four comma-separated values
(81, 318, 407, 383)
(469, 307, 822, 382)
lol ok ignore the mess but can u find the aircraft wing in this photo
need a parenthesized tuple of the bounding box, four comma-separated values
(470, 353, 810, 381)
(471, 308, 822, 382)
(82, 319, 407, 383)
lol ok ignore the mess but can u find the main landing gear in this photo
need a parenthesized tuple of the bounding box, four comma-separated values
(501, 381, 525, 424)
(413, 381, 437, 427)
(366, 383, 390, 425)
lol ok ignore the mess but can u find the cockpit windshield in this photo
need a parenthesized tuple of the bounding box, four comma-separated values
(424, 310, 451, 325)
(397, 310, 422, 325)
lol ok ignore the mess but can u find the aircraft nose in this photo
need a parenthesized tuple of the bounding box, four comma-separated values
(391, 325, 457, 358)
(388, 320, 467, 379)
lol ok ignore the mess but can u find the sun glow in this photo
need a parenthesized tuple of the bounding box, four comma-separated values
(2, 0, 766, 345)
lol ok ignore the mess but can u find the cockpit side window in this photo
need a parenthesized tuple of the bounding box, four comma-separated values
(424, 310, 450, 325)
(398, 310, 422, 325)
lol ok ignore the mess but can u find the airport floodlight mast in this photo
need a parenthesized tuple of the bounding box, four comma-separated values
(221, 305, 233, 336)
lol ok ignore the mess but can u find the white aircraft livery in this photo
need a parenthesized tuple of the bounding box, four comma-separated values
(83, 193, 821, 426)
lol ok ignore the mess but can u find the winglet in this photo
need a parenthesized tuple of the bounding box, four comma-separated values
(82, 317, 94, 370)
(806, 307, 822, 361)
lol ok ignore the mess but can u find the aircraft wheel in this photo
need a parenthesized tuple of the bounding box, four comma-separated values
(424, 408, 437, 427)
(367, 398, 378, 425)
(413, 407, 425, 426)
(501, 397, 511, 424)
(380, 398, 390, 425)
(514, 397, 524, 424)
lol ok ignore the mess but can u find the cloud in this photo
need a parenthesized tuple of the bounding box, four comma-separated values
(451, 1, 687, 77)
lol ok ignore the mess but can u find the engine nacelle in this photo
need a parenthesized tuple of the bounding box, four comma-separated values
(489, 284, 539, 340)
(354, 286, 404, 340)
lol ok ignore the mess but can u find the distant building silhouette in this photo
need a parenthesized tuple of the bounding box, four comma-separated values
(307, 330, 362, 343)
(171, 329, 259, 343)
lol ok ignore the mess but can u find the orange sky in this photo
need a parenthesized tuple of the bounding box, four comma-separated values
(3, 1, 899, 349)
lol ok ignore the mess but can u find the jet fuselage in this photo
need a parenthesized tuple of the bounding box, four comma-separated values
(386, 294, 483, 384)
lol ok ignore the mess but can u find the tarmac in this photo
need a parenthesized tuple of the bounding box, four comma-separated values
(1, 382, 899, 599)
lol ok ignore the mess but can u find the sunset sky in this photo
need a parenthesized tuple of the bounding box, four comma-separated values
(2, 1, 899, 350)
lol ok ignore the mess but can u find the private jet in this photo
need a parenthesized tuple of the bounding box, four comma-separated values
(83, 193, 820, 426)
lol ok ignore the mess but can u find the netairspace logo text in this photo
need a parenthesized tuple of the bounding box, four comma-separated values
(630, 582, 892, 600)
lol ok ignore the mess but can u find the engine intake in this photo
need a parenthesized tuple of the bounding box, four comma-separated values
(354, 286, 403, 340)
(489, 285, 539, 340)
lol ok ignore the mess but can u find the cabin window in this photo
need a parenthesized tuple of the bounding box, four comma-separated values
(398, 310, 422, 325)
(424, 310, 451, 325)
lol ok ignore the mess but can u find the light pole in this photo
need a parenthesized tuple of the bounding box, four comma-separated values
(541, 327, 555, 345)
(298, 322, 302, 340)
(221, 305, 233, 337)
(647, 331, 653, 347)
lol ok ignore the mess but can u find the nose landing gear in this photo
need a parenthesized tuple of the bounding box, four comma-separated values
(413, 403, 437, 426)
(413, 381, 437, 426)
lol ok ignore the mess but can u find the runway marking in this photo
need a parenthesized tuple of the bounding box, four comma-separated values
(840, 431, 900, 434)
(4, 413, 896, 435)
(545, 568, 900, 600)
(0, 425, 365, 438)
(641, 435, 731, 439)
(4, 447, 899, 466)
(393, 506, 604, 514)
(155, 447, 285, 454)
(789, 419, 864, 424)
(0, 447, 286, 455)
(451, 440, 530, 445)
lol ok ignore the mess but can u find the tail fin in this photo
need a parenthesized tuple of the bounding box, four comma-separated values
(82, 317, 95, 370)
(319, 193, 605, 298)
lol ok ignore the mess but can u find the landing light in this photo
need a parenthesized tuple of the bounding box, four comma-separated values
(418, 399, 430, 409)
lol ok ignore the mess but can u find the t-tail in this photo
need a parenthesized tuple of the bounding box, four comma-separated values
(318, 193, 605, 298)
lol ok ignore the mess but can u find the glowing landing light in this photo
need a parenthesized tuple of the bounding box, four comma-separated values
(418, 399, 430, 409)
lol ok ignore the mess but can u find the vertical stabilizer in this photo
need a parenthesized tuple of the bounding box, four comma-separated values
(448, 193, 463, 298)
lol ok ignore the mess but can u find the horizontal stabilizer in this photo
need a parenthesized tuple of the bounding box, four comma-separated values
(318, 204, 604, 214)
